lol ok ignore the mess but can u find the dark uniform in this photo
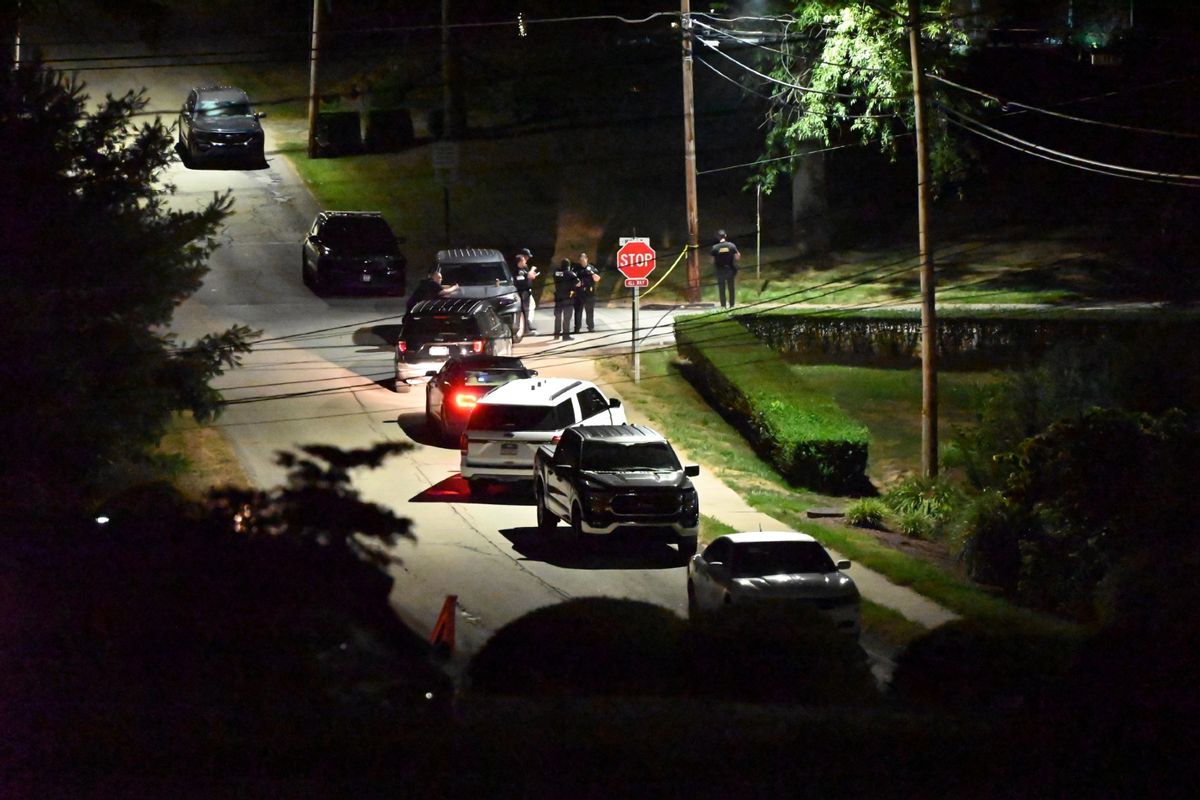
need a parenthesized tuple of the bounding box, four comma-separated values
(711, 233, 740, 309)
(552, 258, 580, 339)
(572, 257, 600, 333)
(513, 254, 537, 334)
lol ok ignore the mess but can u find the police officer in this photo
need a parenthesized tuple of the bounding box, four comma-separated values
(513, 250, 540, 335)
(711, 229, 741, 309)
(572, 251, 601, 333)
(552, 257, 580, 340)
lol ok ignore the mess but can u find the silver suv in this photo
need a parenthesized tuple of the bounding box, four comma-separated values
(435, 249, 525, 341)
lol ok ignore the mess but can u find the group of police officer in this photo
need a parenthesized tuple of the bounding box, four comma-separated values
(513, 249, 601, 340)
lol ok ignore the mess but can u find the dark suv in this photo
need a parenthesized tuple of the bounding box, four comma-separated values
(178, 86, 265, 166)
(435, 249, 525, 341)
(302, 211, 407, 295)
(395, 299, 514, 391)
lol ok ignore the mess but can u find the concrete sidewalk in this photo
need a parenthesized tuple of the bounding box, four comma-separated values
(537, 347, 960, 631)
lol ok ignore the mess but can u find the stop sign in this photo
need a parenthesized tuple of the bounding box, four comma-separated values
(616, 240, 656, 281)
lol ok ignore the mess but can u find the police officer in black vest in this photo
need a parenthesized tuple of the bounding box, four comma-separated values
(572, 251, 601, 334)
(552, 258, 580, 340)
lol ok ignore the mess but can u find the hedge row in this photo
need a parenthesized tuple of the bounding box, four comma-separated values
(739, 312, 1200, 370)
(674, 316, 869, 493)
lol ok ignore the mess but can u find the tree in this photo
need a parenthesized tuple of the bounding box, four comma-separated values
(0, 62, 253, 520)
(757, 1, 977, 195)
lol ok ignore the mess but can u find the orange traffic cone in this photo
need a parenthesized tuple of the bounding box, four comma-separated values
(430, 594, 457, 659)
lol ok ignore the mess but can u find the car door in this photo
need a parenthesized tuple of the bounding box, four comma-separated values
(576, 386, 620, 426)
(428, 361, 455, 422)
(544, 429, 581, 516)
(181, 90, 197, 145)
(303, 216, 322, 270)
(694, 538, 733, 609)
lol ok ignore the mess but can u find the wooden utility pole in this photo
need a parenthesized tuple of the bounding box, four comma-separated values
(907, 0, 938, 477)
(680, 0, 701, 302)
(306, 0, 322, 157)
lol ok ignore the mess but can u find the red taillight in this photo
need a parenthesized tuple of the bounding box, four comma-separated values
(459, 433, 468, 454)
(452, 391, 479, 410)
(472, 339, 485, 353)
(397, 340, 407, 353)
(551, 435, 561, 444)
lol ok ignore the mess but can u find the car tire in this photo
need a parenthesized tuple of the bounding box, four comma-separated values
(536, 483, 557, 533)
(687, 579, 699, 618)
(678, 536, 698, 561)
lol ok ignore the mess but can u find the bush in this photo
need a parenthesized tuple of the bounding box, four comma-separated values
(894, 509, 933, 539)
(314, 111, 363, 157)
(891, 619, 1080, 711)
(684, 603, 877, 706)
(884, 476, 958, 540)
(845, 498, 887, 528)
(467, 598, 689, 697)
(364, 108, 415, 152)
(675, 317, 870, 493)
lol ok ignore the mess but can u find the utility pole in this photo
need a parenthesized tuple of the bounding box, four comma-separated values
(680, 0, 701, 302)
(306, 0, 322, 157)
(907, 0, 938, 477)
(442, 0, 452, 138)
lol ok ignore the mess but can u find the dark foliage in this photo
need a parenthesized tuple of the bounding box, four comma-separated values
(468, 597, 876, 706)
(0, 62, 253, 518)
(890, 618, 1080, 711)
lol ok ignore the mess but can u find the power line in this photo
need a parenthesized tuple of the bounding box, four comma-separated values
(930, 73, 1200, 139)
(941, 106, 1200, 186)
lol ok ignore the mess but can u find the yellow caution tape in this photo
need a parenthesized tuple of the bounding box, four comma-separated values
(638, 246, 689, 300)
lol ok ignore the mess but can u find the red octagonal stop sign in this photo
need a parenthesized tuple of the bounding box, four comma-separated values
(616, 240, 656, 281)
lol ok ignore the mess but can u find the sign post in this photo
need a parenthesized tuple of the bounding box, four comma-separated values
(617, 238, 656, 383)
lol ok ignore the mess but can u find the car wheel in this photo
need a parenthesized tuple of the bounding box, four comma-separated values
(687, 580, 699, 618)
(678, 536, 698, 561)
(535, 483, 557, 533)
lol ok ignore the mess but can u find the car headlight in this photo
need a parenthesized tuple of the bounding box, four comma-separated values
(498, 296, 519, 308)
(830, 590, 860, 607)
(584, 490, 611, 514)
(681, 489, 698, 511)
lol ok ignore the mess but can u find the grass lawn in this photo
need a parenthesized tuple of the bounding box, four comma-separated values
(599, 351, 1076, 640)
(156, 413, 251, 501)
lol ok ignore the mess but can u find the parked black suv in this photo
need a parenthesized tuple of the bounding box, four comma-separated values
(395, 299, 514, 391)
(178, 86, 265, 166)
(302, 211, 407, 295)
(435, 249, 525, 341)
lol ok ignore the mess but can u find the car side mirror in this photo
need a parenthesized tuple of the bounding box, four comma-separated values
(684, 464, 700, 477)
(529, 370, 539, 377)
(708, 561, 725, 573)
(836, 560, 851, 570)
(608, 398, 622, 408)
(556, 464, 575, 476)
(254, 111, 267, 119)
(425, 370, 438, 378)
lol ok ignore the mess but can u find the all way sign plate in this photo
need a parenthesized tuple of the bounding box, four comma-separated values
(624, 277, 649, 288)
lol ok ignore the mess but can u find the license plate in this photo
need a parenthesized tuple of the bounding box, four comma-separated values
(361, 273, 372, 282)
(429, 346, 449, 356)
(501, 443, 518, 455)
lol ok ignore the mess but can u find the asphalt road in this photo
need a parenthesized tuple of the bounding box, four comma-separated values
(47, 50, 698, 673)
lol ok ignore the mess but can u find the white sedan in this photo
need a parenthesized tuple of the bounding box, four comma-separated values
(687, 532, 861, 636)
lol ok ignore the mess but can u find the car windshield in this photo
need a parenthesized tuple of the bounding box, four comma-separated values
(197, 100, 252, 117)
(463, 369, 531, 387)
(404, 315, 480, 337)
(320, 218, 395, 253)
(468, 404, 562, 432)
(731, 541, 836, 577)
(440, 261, 512, 287)
(582, 441, 681, 471)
